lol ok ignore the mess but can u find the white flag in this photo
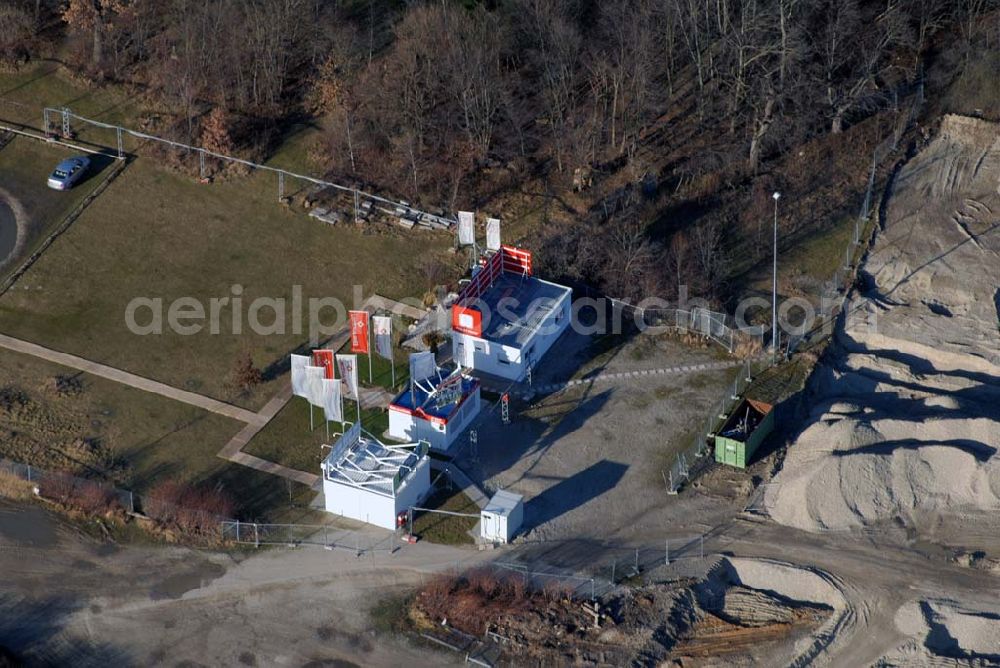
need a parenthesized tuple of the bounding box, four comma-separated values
(336, 354, 359, 401)
(373, 316, 393, 360)
(458, 210, 475, 246)
(290, 354, 310, 398)
(486, 218, 501, 251)
(321, 378, 343, 423)
(409, 351, 436, 384)
(304, 366, 326, 407)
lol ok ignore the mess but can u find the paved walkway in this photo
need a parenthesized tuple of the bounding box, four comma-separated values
(0, 292, 412, 488)
(478, 359, 746, 397)
(214, 295, 404, 485)
(0, 333, 261, 424)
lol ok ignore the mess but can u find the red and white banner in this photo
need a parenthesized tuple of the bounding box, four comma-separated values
(349, 310, 370, 354)
(312, 349, 335, 379)
(336, 354, 359, 400)
(373, 316, 393, 360)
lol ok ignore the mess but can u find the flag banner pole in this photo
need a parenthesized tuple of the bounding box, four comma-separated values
(356, 397, 361, 424)
(325, 419, 329, 441)
(309, 402, 314, 431)
(367, 322, 373, 384)
(390, 347, 396, 388)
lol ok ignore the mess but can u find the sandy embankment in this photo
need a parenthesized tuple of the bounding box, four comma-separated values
(766, 115, 1000, 532)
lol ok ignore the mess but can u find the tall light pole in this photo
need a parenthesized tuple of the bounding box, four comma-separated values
(772, 192, 781, 358)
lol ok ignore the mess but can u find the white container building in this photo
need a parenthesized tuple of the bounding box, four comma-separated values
(480, 490, 524, 544)
(451, 246, 572, 382)
(388, 366, 481, 452)
(320, 423, 430, 530)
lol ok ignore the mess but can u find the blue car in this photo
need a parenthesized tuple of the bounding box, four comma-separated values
(47, 156, 91, 190)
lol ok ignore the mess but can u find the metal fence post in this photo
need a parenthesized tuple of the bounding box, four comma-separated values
(128, 491, 134, 514)
(199, 150, 206, 180)
(278, 172, 285, 202)
(116, 127, 124, 158)
(254, 522, 259, 548)
(665, 539, 670, 565)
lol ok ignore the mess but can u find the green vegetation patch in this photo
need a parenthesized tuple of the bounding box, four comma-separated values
(411, 485, 479, 545)
(0, 156, 447, 410)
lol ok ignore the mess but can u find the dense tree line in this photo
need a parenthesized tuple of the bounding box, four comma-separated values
(1, 0, 996, 298)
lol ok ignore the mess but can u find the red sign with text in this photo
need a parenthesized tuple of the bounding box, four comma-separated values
(452, 305, 483, 337)
(349, 311, 370, 354)
(312, 349, 335, 379)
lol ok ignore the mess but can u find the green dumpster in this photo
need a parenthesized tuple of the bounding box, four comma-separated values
(714, 398, 775, 469)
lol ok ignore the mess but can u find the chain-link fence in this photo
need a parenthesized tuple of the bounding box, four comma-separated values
(616, 301, 766, 353)
(219, 520, 398, 554)
(30, 106, 454, 231)
(663, 359, 759, 493)
(0, 457, 230, 530)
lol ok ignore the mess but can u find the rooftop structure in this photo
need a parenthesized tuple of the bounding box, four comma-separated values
(321, 423, 431, 528)
(389, 364, 481, 451)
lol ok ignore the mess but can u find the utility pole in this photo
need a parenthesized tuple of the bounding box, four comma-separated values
(772, 192, 781, 361)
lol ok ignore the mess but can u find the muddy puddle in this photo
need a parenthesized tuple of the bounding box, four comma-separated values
(0, 198, 16, 265)
(0, 502, 58, 548)
(149, 561, 226, 600)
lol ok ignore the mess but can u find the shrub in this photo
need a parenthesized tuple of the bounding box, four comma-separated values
(72, 481, 120, 515)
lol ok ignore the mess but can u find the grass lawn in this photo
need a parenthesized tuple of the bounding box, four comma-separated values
(411, 485, 479, 545)
(739, 212, 858, 308)
(0, 61, 140, 133)
(0, 346, 321, 520)
(243, 393, 393, 473)
(0, 154, 450, 410)
(335, 337, 410, 392)
(0, 137, 116, 280)
(0, 347, 241, 489)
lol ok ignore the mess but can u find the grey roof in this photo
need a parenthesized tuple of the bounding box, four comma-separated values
(484, 490, 523, 516)
(474, 273, 571, 348)
(322, 427, 426, 497)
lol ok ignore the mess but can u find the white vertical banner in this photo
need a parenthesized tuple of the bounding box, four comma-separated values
(290, 354, 310, 398)
(321, 378, 343, 423)
(409, 351, 436, 384)
(373, 316, 393, 360)
(486, 217, 501, 251)
(457, 210, 475, 246)
(336, 354, 359, 400)
(304, 366, 326, 407)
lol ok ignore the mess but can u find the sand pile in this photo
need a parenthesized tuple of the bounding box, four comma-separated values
(863, 113, 1000, 366)
(877, 599, 1000, 666)
(765, 115, 1000, 532)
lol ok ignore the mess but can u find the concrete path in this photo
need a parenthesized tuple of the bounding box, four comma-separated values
(0, 333, 261, 424)
(0, 292, 408, 488)
(477, 359, 747, 397)
(214, 295, 402, 485)
(367, 293, 429, 321)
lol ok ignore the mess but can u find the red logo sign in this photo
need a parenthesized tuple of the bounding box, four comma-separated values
(452, 305, 483, 337)
(312, 349, 335, 379)
(349, 310, 370, 354)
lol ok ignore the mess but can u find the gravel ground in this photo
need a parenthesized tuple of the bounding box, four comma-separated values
(455, 329, 738, 542)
